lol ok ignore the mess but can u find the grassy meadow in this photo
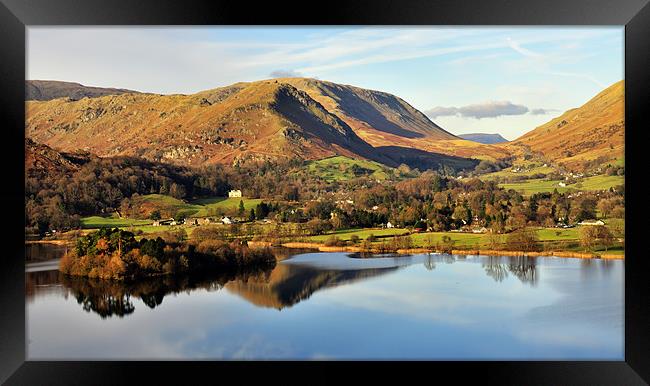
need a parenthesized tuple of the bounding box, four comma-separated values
(81, 195, 262, 229)
(498, 174, 623, 195)
(307, 156, 390, 182)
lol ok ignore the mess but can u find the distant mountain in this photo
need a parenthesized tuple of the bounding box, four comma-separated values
(459, 133, 508, 144)
(276, 78, 456, 140)
(508, 80, 624, 170)
(25, 79, 481, 171)
(277, 78, 510, 161)
(26, 80, 139, 101)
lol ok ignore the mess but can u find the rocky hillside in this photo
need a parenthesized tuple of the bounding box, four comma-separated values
(26, 79, 483, 170)
(508, 80, 624, 170)
(25, 137, 88, 178)
(278, 78, 510, 161)
(26, 80, 139, 101)
(459, 133, 508, 144)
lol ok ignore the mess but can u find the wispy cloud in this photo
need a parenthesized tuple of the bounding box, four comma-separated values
(269, 69, 303, 78)
(529, 108, 556, 115)
(504, 36, 607, 88)
(426, 101, 530, 119)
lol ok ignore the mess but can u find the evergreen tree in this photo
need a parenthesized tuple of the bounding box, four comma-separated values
(238, 199, 245, 216)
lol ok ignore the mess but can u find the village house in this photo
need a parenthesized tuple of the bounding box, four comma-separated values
(221, 216, 233, 225)
(197, 218, 212, 225)
(153, 218, 174, 226)
(228, 189, 242, 198)
(385, 221, 394, 229)
(472, 227, 488, 234)
(185, 217, 212, 226)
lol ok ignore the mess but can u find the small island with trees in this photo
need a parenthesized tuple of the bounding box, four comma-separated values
(59, 227, 275, 280)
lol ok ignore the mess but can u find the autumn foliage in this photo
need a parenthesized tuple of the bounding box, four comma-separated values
(60, 228, 275, 280)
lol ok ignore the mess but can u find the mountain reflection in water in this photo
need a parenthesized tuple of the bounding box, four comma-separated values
(26, 251, 542, 318)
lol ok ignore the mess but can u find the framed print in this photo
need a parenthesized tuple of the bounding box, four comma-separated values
(1, 0, 649, 384)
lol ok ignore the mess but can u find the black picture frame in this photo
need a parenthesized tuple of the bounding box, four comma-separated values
(1, 0, 648, 384)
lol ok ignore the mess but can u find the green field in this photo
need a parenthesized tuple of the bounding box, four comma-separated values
(308, 227, 409, 242)
(499, 174, 624, 195)
(133, 194, 261, 218)
(80, 216, 151, 229)
(307, 224, 624, 254)
(308, 228, 490, 248)
(133, 194, 202, 218)
(81, 195, 263, 229)
(480, 164, 556, 181)
(307, 156, 390, 182)
(191, 197, 262, 217)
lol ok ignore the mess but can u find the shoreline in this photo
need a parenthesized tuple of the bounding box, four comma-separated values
(25, 239, 74, 246)
(26, 239, 624, 260)
(279, 242, 624, 260)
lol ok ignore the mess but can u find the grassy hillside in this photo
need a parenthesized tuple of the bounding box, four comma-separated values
(307, 156, 391, 182)
(191, 197, 262, 217)
(499, 174, 623, 195)
(507, 80, 624, 171)
(80, 216, 151, 229)
(479, 163, 556, 181)
(82, 194, 263, 227)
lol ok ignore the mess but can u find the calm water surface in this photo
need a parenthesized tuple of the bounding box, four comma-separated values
(26, 248, 623, 360)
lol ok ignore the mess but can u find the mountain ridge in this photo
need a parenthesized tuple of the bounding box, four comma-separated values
(25, 78, 482, 170)
(26, 80, 140, 101)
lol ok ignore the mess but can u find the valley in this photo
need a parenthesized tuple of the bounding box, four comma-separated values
(25, 77, 625, 259)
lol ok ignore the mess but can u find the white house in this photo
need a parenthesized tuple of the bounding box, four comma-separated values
(228, 189, 242, 198)
(153, 218, 174, 226)
(222, 216, 233, 225)
(558, 182, 567, 187)
(386, 221, 394, 229)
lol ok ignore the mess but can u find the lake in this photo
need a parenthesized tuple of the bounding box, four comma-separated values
(26, 248, 624, 360)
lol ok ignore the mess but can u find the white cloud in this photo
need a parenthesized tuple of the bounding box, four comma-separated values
(426, 101, 530, 119)
(269, 69, 303, 78)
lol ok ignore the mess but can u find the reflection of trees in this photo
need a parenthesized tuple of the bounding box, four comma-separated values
(76, 291, 135, 318)
(26, 270, 61, 297)
(441, 255, 455, 264)
(482, 256, 537, 285)
(423, 255, 436, 271)
(483, 257, 508, 282)
(507, 256, 537, 285)
(58, 267, 274, 319)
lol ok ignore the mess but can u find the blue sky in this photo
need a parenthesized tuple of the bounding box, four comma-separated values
(27, 27, 623, 140)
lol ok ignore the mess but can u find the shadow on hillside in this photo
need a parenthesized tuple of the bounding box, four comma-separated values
(319, 83, 428, 138)
(374, 146, 479, 171)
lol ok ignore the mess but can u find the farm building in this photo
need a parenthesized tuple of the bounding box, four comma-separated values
(153, 218, 174, 226)
(228, 189, 242, 198)
(222, 216, 233, 225)
(197, 218, 212, 225)
(185, 217, 212, 226)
